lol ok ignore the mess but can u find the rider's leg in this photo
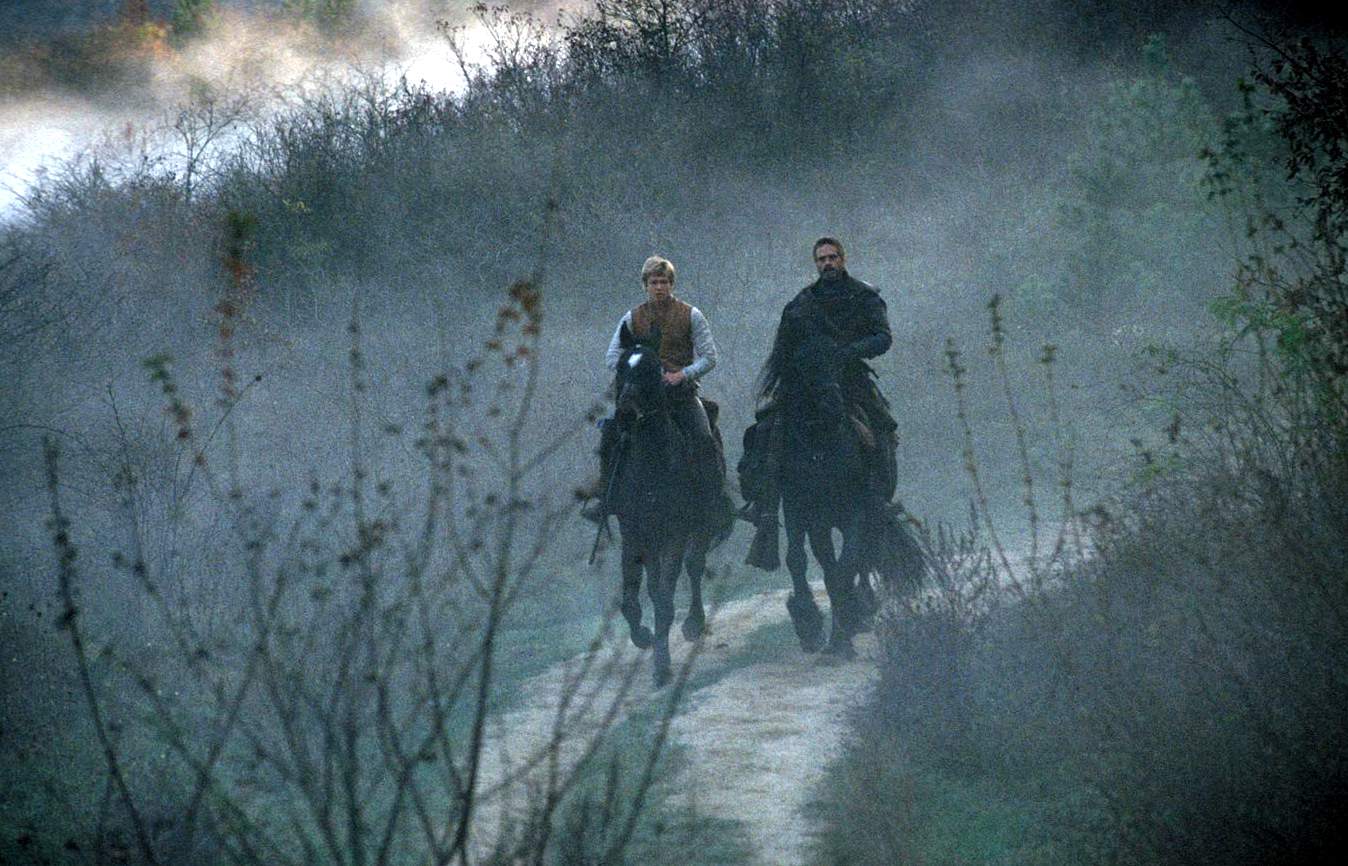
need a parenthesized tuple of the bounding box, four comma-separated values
(670, 393, 718, 482)
(580, 418, 622, 523)
(856, 380, 898, 503)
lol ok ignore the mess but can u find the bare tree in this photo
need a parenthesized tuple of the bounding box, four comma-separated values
(168, 83, 254, 203)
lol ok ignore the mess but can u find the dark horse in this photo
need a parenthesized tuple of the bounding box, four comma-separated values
(609, 323, 729, 686)
(763, 324, 925, 658)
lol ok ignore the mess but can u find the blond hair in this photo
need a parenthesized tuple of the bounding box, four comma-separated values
(641, 255, 675, 284)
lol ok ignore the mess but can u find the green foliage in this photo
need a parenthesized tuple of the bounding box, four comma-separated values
(283, 0, 357, 32)
(1034, 34, 1221, 323)
(170, 0, 214, 39)
(811, 722, 1066, 866)
(1202, 37, 1348, 420)
(815, 33, 1348, 863)
(1209, 291, 1316, 370)
(1260, 39, 1348, 250)
(820, 347, 1348, 865)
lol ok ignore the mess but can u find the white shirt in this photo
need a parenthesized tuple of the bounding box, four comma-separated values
(604, 305, 719, 381)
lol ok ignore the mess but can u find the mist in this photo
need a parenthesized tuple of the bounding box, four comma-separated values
(2, 1, 1344, 863)
(0, 1, 572, 215)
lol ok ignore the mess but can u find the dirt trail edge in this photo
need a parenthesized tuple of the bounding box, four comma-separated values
(471, 587, 877, 865)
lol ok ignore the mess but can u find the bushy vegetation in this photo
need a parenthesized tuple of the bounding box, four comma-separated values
(4, 1, 1340, 863)
(2, 0, 1256, 535)
(814, 35, 1348, 864)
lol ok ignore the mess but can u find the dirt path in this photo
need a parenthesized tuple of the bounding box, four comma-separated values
(471, 587, 876, 865)
(668, 591, 878, 864)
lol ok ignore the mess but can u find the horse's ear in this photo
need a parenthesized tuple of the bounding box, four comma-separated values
(619, 320, 635, 349)
(648, 324, 662, 349)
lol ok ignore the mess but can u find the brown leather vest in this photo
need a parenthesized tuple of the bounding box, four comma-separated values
(630, 298, 694, 373)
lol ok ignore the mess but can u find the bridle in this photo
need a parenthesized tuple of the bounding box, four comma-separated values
(614, 345, 683, 494)
(616, 348, 669, 431)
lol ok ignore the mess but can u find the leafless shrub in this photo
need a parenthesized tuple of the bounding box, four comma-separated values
(830, 285, 1348, 863)
(35, 275, 683, 866)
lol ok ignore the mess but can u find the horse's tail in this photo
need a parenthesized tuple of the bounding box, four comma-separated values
(705, 488, 737, 553)
(868, 504, 927, 594)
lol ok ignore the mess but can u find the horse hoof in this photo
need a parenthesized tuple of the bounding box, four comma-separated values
(630, 626, 654, 649)
(681, 614, 705, 642)
(786, 593, 825, 653)
(822, 636, 857, 661)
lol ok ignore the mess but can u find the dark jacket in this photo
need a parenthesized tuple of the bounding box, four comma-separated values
(740, 270, 899, 570)
(761, 270, 893, 404)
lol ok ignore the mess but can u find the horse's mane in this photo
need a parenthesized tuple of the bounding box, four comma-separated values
(613, 325, 662, 395)
(613, 333, 720, 541)
(758, 297, 832, 402)
(757, 322, 792, 402)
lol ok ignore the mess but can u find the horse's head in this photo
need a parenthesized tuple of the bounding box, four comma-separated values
(614, 322, 667, 428)
(777, 320, 865, 507)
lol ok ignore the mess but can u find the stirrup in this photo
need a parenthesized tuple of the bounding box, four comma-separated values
(580, 499, 608, 525)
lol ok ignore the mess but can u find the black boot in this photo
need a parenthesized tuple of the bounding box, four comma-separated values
(745, 496, 781, 571)
(581, 419, 620, 524)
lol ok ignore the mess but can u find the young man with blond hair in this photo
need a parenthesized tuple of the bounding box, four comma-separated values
(582, 255, 722, 523)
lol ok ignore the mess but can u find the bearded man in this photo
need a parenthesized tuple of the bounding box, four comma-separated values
(740, 237, 899, 564)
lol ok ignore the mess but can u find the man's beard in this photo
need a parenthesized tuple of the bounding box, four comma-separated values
(820, 267, 842, 281)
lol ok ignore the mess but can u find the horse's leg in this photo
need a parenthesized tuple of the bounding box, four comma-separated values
(621, 540, 652, 649)
(681, 535, 708, 642)
(808, 523, 857, 660)
(838, 510, 877, 634)
(648, 544, 678, 687)
(852, 571, 878, 632)
(783, 502, 824, 653)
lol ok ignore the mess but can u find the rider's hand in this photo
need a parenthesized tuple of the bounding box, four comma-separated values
(662, 370, 687, 386)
